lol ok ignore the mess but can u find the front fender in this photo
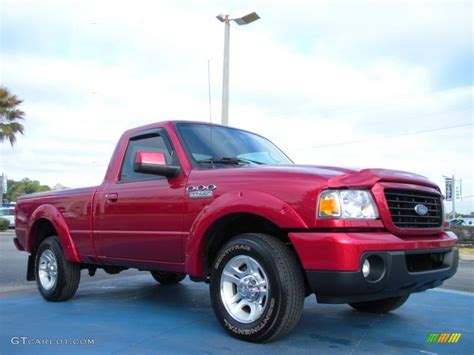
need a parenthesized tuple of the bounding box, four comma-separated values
(185, 190, 308, 276)
(27, 204, 80, 262)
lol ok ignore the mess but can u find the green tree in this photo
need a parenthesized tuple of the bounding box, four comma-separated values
(0, 87, 25, 146)
(5, 178, 51, 202)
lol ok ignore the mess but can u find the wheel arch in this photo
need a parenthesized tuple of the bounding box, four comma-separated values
(185, 190, 308, 277)
(26, 205, 80, 262)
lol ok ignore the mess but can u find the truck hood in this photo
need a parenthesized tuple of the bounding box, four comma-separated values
(326, 167, 438, 189)
(243, 164, 438, 189)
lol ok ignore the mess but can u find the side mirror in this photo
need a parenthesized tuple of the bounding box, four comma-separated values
(134, 151, 180, 178)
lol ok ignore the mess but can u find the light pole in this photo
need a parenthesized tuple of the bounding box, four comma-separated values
(216, 12, 260, 125)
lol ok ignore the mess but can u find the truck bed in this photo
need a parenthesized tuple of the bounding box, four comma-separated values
(15, 186, 98, 258)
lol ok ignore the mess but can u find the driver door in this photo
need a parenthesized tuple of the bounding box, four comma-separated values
(95, 129, 186, 263)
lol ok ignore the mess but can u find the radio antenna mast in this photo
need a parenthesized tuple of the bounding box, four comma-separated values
(208, 59, 212, 123)
(208, 59, 215, 168)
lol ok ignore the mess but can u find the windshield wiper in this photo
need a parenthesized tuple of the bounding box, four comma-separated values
(197, 157, 263, 165)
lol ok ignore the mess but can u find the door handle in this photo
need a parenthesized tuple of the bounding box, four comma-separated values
(106, 193, 118, 202)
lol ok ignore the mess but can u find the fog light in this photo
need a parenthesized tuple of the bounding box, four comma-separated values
(363, 255, 386, 283)
(362, 259, 370, 278)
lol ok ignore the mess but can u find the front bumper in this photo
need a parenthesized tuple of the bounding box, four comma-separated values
(288, 231, 458, 304)
(306, 248, 458, 303)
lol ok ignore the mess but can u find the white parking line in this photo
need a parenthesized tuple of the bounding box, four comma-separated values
(430, 288, 474, 297)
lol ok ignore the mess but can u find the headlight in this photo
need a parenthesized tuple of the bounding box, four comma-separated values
(318, 190, 379, 219)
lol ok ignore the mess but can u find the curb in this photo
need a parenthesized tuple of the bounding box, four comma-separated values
(459, 254, 474, 261)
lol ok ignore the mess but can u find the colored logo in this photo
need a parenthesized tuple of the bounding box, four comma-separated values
(426, 333, 462, 343)
(414, 204, 429, 216)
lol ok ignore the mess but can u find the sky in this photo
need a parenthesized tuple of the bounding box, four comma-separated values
(0, 0, 473, 213)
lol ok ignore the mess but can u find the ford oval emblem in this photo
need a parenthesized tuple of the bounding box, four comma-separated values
(414, 204, 429, 216)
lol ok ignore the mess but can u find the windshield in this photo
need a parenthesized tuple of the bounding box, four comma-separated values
(175, 123, 293, 167)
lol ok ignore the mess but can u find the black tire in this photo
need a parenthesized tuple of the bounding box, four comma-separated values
(349, 294, 410, 313)
(35, 236, 81, 302)
(150, 271, 186, 285)
(210, 233, 305, 343)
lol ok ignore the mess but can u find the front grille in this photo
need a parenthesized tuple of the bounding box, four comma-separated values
(384, 189, 443, 228)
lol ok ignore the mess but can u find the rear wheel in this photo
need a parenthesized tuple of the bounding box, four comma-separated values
(35, 236, 81, 301)
(150, 271, 186, 285)
(349, 294, 410, 313)
(210, 233, 305, 343)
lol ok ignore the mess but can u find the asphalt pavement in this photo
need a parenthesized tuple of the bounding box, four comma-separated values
(1, 230, 473, 354)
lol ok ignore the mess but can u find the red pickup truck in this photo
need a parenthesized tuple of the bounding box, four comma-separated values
(14, 121, 458, 342)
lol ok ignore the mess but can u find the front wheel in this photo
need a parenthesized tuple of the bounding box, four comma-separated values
(210, 233, 305, 343)
(349, 294, 410, 313)
(35, 236, 81, 301)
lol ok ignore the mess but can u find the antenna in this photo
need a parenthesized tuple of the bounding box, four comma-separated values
(208, 60, 215, 168)
(208, 59, 212, 123)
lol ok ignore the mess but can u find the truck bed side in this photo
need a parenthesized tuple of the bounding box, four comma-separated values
(15, 187, 97, 262)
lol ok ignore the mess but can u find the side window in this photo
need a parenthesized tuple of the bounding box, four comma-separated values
(120, 132, 177, 182)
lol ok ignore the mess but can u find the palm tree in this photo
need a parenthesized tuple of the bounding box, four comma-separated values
(0, 87, 25, 146)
